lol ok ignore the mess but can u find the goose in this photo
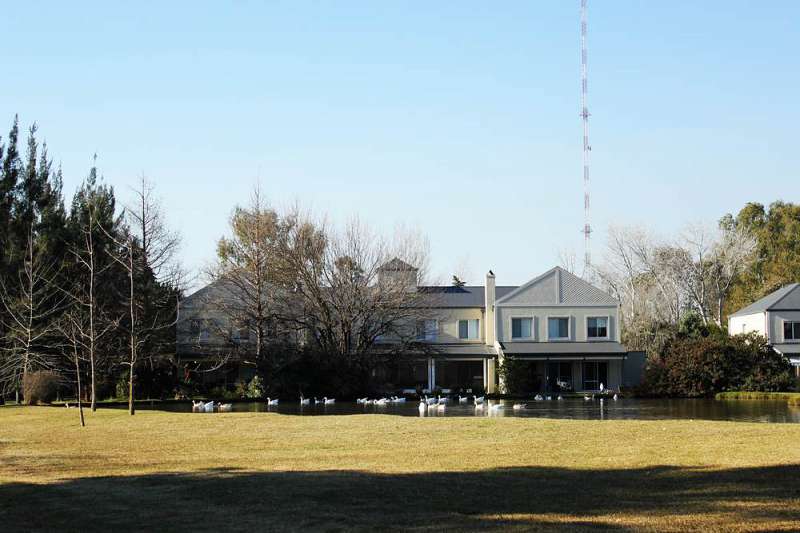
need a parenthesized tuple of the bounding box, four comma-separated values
(266, 397, 279, 406)
(613, 393, 618, 401)
(473, 396, 485, 405)
(435, 402, 446, 411)
(392, 397, 406, 403)
(546, 395, 552, 401)
(437, 396, 449, 405)
(203, 401, 216, 412)
(513, 403, 526, 410)
(218, 403, 233, 412)
(418, 401, 426, 414)
(458, 395, 469, 404)
(534, 394, 544, 401)
(584, 395, 591, 401)
(300, 397, 311, 406)
(474, 402, 485, 410)
(489, 403, 505, 411)
(424, 396, 438, 406)
(374, 398, 389, 406)
(324, 397, 336, 405)
(192, 400, 204, 412)
(363, 399, 374, 405)
(314, 397, 324, 404)
(599, 383, 605, 393)
(557, 395, 563, 401)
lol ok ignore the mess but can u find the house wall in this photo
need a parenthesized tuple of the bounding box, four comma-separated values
(728, 312, 766, 338)
(768, 310, 800, 343)
(495, 305, 619, 343)
(426, 308, 486, 344)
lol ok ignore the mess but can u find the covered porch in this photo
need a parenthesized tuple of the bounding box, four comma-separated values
(499, 341, 628, 393)
(386, 344, 498, 394)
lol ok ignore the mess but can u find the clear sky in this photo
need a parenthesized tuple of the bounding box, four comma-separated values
(3, 1, 798, 288)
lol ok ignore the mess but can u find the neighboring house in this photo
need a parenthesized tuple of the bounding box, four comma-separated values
(177, 260, 642, 394)
(728, 283, 800, 376)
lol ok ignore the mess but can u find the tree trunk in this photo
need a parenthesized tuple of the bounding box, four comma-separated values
(128, 368, 135, 415)
(90, 354, 96, 412)
(75, 353, 85, 427)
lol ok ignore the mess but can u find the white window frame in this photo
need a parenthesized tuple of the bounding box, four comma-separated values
(783, 320, 800, 342)
(457, 318, 480, 341)
(586, 315, 610, 341)
(510, 316, 534, 340)
(416, 319, 438, 342)
(546, 315, 571, 341)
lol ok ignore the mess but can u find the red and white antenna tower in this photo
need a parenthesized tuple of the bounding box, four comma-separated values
(580, 0, 592, 274)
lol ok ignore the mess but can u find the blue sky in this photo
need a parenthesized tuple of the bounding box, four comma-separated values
(3, 1, 798, 287)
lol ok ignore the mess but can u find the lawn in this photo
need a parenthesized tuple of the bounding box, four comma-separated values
(1, 407, 800, 532)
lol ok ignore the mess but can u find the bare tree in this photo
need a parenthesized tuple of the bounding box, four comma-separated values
(0, 230, 65, 399)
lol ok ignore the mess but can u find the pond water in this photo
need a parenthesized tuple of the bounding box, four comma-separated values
(122, 398, 800, 423)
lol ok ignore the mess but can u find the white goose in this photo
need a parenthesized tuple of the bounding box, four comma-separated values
(473, 396, 485, 405)
(534, 394, 544, 401)
(474, 402, 485, 410)
(300, 397, 311, 406)
(513, 403, 526, 410)
(424, 396, 438, 406)
(613, 393, 619, 401)
(458, 395, 469, 404)
(584, 395, 591, 401)
(192, 400, 204, 412)
(314, 397, 324, 404)
(324, 397, 336, 405)
(203, 401, 216, 413)
(266, 397, 279, 406)
(489, 403, 505, 411)
(217, 403, 233, 412)
(392, 397, 406, 404)
(418, 401, 427, 413)
(557, 395, 563, 401)
(437, 395, 449, 405)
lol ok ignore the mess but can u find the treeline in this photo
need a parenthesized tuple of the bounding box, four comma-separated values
(596, 202, 800, 396)
(0, 116, 183, 419)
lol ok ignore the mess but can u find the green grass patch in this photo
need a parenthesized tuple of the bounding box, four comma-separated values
(2, 408, 800, 531)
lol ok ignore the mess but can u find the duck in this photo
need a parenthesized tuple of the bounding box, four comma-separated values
(217, 403, 233, 412)
(513, 403, 526, 410)
(266, 397, 279, 406)
(324, 397, 336, 405)
(300, 397, 311, 406)
(473, 396, 485, 405)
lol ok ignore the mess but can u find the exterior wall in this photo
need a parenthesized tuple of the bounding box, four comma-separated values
(768, 310, 800, 344)
(425, 307, 486, 344)
(728, 312, 767, 338)
(495, 305, 619, 343)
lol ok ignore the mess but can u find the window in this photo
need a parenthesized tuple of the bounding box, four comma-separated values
(548, 317, 570, 340)
(582, 361, 608, 391)
(511, 317, 533, 339)
(587, 317, 609, 339)
(458, 319, 480, 340)
(416, 319, 437, 341)
(190, 319, 209, 342)
(784, 321, 800, 341)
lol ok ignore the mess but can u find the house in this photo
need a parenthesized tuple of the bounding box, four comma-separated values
(177, 261, 642, 394)
(728, 283, 800, 376)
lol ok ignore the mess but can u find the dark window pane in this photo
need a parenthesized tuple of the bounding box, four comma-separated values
(559, 318, 569, 338)
(786, 322, 794, 340)
(458, 320, 468, 339)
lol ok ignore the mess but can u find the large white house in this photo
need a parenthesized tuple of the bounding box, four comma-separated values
(729, 283, 800, 376)
(177, 261, 645, 394)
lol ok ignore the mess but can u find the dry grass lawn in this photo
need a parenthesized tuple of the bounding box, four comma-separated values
(1, 407, 800, 532)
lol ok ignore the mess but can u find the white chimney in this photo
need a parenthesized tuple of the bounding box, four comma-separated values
(485, 270, 496, 345)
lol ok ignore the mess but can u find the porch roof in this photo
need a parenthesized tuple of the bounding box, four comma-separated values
(500, 341, 627, 357)
(773, 343, 800, 356)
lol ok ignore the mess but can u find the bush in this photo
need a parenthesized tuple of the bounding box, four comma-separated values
(643, 333, 794, 397)
(498, 358, 540, 395)
(22, 371, 61, 405)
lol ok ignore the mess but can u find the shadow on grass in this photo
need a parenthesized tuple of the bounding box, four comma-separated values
(2, 464, 799, 532)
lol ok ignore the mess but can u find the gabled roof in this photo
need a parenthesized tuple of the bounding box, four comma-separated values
(419, 285, 517, 308)
(494, 266, 617, 306)
(730, 283, 800, 317)
(378, 258, 417, 271)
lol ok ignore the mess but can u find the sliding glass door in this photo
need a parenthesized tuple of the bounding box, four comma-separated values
(582, 361, 608, 391)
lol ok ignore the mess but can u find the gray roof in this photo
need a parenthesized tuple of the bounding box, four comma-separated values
(495, 266, 617, 307)
(500, 341, 627, 355)
(419, 286, 517, 308)
(730, 283, 800, 317)
(772, 343, 800, 356)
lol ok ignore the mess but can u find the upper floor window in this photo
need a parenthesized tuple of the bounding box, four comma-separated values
(784, 321, 800, 341)
(416, 319, 438, 341)
(190, 319, 209, 342)
(511, 317, 533, 339)
(548, 317, 570, 340)
(587, 317, 609, 339)
(458, 319, 480, 340)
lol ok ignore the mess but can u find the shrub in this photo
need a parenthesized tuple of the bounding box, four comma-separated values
(642, 333, 794, 397)
(498, 358, 540, 395)
(22, 371, 61, 405)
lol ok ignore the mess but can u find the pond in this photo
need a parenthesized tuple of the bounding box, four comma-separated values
(120, 398, 800, 423)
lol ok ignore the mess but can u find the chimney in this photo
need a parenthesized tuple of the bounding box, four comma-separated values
(485, 270, 496, 345)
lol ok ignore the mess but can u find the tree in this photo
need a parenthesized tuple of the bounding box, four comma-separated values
(451, 275, 465, 288)
(66, 160, 122, 411)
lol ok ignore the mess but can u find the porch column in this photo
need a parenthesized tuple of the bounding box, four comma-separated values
(486, 358, 496, 394)
(427, 357, 435, 391)
(482, 359, 488, 393)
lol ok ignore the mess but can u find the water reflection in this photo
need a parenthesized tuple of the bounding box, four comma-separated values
(120, 398, 800, 423)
